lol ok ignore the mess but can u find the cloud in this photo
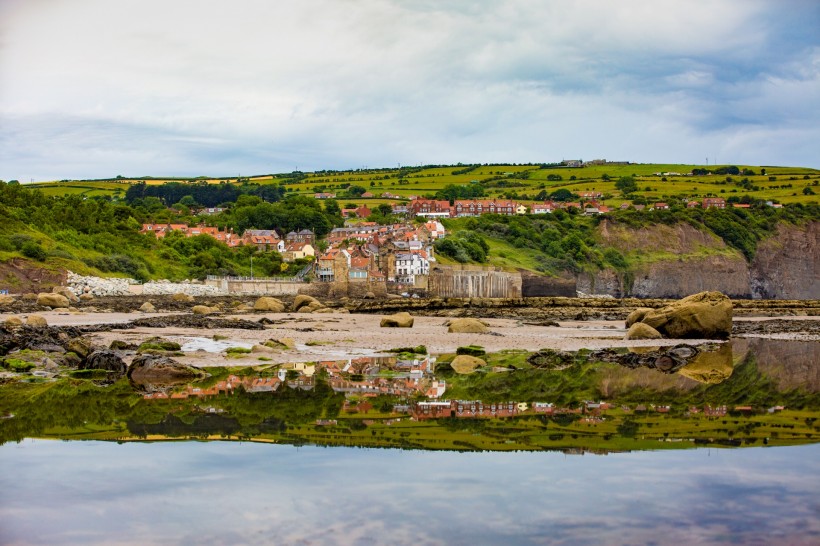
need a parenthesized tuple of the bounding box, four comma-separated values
(1, 0, 818, 180)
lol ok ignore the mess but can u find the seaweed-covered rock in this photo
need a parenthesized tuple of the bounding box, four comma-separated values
(82, 350, 126, 375)
(128, 354, 207, 388)
(527, 349, 576, 370)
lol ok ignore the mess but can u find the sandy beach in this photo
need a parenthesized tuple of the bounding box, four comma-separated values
(6, 309, 814, 366)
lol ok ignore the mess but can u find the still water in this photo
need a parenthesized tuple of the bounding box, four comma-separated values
(2, 440, 819, 546)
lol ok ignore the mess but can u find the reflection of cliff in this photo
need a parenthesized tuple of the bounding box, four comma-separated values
(741, 338, 820, 393)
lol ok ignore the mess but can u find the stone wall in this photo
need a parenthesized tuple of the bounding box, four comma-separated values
(203, 277, 304, 296)
(428, 265, 522, 298)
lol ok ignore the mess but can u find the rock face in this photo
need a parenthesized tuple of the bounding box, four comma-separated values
(128, 354, 207, 387)
(37, 293, 70, 309)
(380, 312, 414, 328)
(447, 318, 488, 334)
(640, 291, 733, 339)
(450, 355, 486, 374)
(625, 322, 662, 340)
(751, 221, 820, 299)
(253, 297, 286, 313)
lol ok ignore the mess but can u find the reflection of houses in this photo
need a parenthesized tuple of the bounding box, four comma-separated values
(455, 400, 518, 418)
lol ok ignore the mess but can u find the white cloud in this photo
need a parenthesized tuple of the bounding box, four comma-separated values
(1, 0, 818, 180)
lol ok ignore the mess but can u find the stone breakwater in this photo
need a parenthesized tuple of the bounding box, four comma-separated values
(67, 272, 225, 297)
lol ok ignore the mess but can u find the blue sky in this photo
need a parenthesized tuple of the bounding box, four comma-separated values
(1, 0, 818, 181)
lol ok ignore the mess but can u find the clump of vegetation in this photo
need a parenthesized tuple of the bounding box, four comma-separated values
(225, 347, 252, 354)
(456, 345, 486, 357)
(137, 338, 182, 353)
(387, 345, 427, 355)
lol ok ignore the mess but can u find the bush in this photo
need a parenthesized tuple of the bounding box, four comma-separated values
(21, 241, 47, 261)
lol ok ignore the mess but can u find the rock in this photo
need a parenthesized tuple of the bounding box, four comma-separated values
(52, 286, 79, 302)
(263, 338, 295, 350)
(79, 293, 95, 301)
(36, 293, 70, 309)
(450, 355, 486, 374)
(297, 301, 325, 313)
(22, 293, 38, 301)
(172, 292, 195, 303)
(192, 305, 216, 315)
(641, 291, 733, 339)
(110, 340, 137, 351)
(67, 338, 93, 359)
(313, 308, 336, 313)
(26, 315, 48, 327)
(447, 318, 488, 334)
(82, 350, 126, 374)
(293, 295, 320, 312)
(380, 312, 414, 328)
(139, 302, 156, 313)
(251, 344, 275, 354)
(364, 291, 376, 299)
(128, 354, 207, 387)
(527, 349, 576, 370)
(625, 322, 662, 340)
(626, 307, 654, 328)
(0, 294, 15, 306)
(4, 317, 24, 329)
(137, 337, 182, 353)
(253, 297, 286, 313)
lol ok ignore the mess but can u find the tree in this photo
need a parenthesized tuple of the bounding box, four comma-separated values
(549, 188, 575, 202)
(323, 199, 341, 216)
(615, 176, 638, 195)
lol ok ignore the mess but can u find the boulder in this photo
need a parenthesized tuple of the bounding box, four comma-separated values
(22, 293, 38, 301)
(263, 338, 295, 350)
(641, 291, 733, 339)
(67, 338, 93, 359)
(625, 322, 662, 340)
(253, 297, 286, 313)
(52, 286, 79, 302)
(380, 312, 414, 328)
(110, 340, 137, 351)
(450, 355, 486, 374)
(0, 294, 15, 306)
(128, 354, 207, 387)
(26, 315, 48, 327)
(364, 291, 376, 299)
(293, 295, 320, 312)
(172, 293, 195, 303)
(297, 301, 325, 313)
(36, 293, 70, 309)
(82, 350, 127, 375)
(4, 316, 24, 329)
(626, 307, 654, 328)
(447, 318, 488, 334)
(191, 305, 216, 315)
(79, 293, 95, 302)
(139, 302, 156, 313)
(251, 344, 275, 354)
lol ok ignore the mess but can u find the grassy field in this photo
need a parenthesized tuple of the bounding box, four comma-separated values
(27, 163, 820, 206)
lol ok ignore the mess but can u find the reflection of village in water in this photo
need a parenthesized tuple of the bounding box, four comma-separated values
(142, 342, 798, 423)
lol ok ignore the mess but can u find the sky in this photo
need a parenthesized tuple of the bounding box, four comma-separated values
(1, 0, 818, 181)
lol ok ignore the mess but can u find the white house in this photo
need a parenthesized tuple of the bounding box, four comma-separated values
(395, 252, 429, 284)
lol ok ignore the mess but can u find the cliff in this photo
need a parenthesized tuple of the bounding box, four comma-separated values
(582, 220, 818, 299)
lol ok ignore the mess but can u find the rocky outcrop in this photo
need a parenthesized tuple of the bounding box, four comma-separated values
(380, 312, 414, 328)
(751, 222, 820, 299)
(639, 291, 733, 339)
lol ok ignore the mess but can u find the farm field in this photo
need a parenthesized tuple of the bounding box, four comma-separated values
(27, 163, 820, 207)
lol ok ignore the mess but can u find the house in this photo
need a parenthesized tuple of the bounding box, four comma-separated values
(703, 197, 726, 209)
(516, 204, 528, 215)
(240, 229, 283, 252)
(409, 199, 451, 218)
(361, 191, 374, 198)
(531, 203, 555, 214)
(578, 191, 603, 199)
(282, 242, 315, 262)
(653, 202, 669, 210)
(314, 192, 336, 199)
(394, 251, 429, 284)
(686, 200, 700, 208)
(285, 229, 315, 245)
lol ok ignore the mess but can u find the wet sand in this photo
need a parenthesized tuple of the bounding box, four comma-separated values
(6, 310, 816, 366)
